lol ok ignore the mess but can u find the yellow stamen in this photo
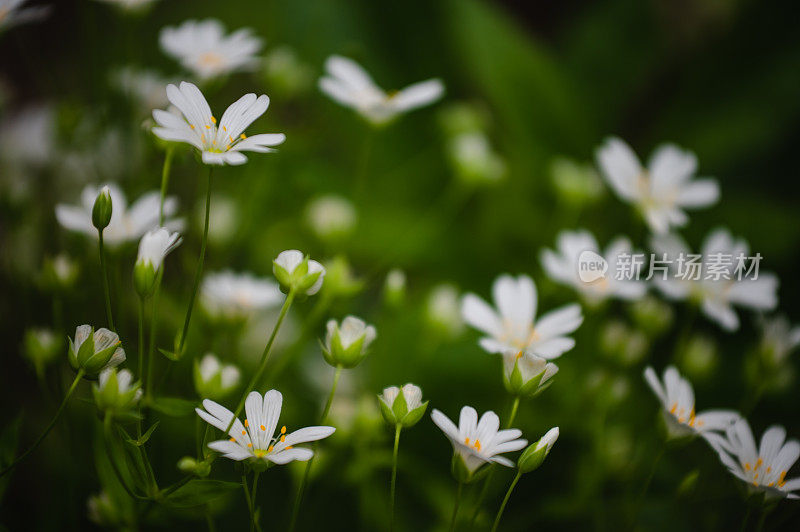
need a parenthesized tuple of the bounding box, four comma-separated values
(281, 426, 286, 434)
(190, 124, 195, 130)
(247, 443, 252, 448)
(244, 419, 249, 427)
(670, 403, 677, 414)
(267, 445, 274, 453)
(745, 463, 752, 471)
(240, 133, 247, 140)
(241, 430, 246, 436)
(464, 437, 470, 446)
(205, 125, 211, 130)
(260, 424, 266, 431)
(280, 435, 286, 442)
(756, 458, 763, 469)
(229, 437, 235, 442)
(210, 116, 216, 124)
(286, 445, 293, 450)
(474, 440, 481, 451)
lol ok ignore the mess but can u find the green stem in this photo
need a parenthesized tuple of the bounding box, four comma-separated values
(98, 231, 115, 332)
(631, 441, 666, 526)
(0, 370, 84, 477)
(250, 471, 261, 532)
(507, 397, 520, 429)
(449, 482, 464, 532)
(289, 365, 342, 531)
(390, 424, 402, 531)
(159, 147, 174, 226)
(102, 414, 147, 500)
(490, 471, 521, 532)
(177, 166, 213, 356)
(138, 298, 146, 393)
(353, 129, 374, 201)
(146, 270, 163, 401)
(242, 473, 254, 524)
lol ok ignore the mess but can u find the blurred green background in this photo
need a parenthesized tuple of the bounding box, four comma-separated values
(1, 0, 799, 529)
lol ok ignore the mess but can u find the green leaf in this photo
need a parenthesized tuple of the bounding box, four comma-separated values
(162, 479, 240, 508)
(149, 397, 197, 417)
(119, 421, 160, 447)
(158, 347, 180, 362)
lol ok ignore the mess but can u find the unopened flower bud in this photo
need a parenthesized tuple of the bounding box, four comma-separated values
(23, 328, 61, 378)
(517, 427, 559, 473)
(177, 456, 211, 477)
(68, 325, 126, 376)
(378, 384, 428, 428)
(92, 368, 142, 414)
(383, 269, 406, 307)
(92, 186, 113, 231)
(273, 249, 326, 296)
(322, 316, 376, 368)
(320, 256, 363, 299)
(41, 254, 79, 291)
(194, 353, 240, 400)
(305, 195, 357, 242)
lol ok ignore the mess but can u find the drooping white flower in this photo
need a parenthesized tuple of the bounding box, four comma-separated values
(502, 350, 559, 397)
(273, 249, 325, 295)
(160, 19, 262, 81)
(152, 81, 285, 166)
(136, 228, 181, 272)
(319, 55, 444, 125)
(0, 0, 50, 32)
(651, 229, 779, 331)
(461, 274, 583, 360)
(431, 406, 526, 474)
(540, 229, 647, 303)
(644, 365, 739, 440)
(706, 419, 800, 500)
(196, 389, 335, 464)
(200, 271, 283, 320)
(68, 325, 126, 375)
(596, 137, 719, 234)
(55, 183, 181, 245)
(758, 315, 800, 367)
(304, 195, 357, 240)
(92, 0, 158, 11)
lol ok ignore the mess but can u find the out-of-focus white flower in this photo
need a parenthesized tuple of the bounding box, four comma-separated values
(425, 284, 464, 336)
(273, 249, 325, 296)
(0, 0, 50, 32)
(461, 274, 583, 360)
(706, 419, 800, 500)
(41, 253, 79, 290)
(596, 137, 719, 234)
(196, 389, 335, 464)
(384, 268, 406, 306)
(111, 67, 173, 111)
(0, 105, 54, 168)
(201, 271, 283, 321)
(644, 365, 739, 440)
(68, 325, 126, 376)
(549, 157, 603, 206)
(651, 229, 779, 332)
(541, 229, 647, 303)
(194, 353, 240, 400)
(56, 183, 181, 245)
(431, 406, 526, 480)
(305, 195, 357, 240)
(323, 316, 377, 368)
(23, 328, 61, 377)
(263, 45, 314, 96)
(446, 132, 506, 185)
(92, 0, 158, 11)
(93, 368, 142, 413)
(160, 19, 262, 81)
(758, 315, 800, 367)
(319, 55, 444, 125)
(152, 81, 284, 166)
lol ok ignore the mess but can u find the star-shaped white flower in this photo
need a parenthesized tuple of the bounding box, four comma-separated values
(651, 229, 779, 331)
(160, 19, 262, 81)
(152, 81, 285, 166)
(431, 406, 526, 473)
(200, 271, 283, 320)
(706, 419, 800, 500)
(540, 229, 647, 303)
(196, 390, 335, 464)
(0, 0, 50, 32)
(319, 55, 444, 125)
(461, 274, 583, 359)
(56, 183, 181, 246)
(644, 366, 739, 440)
(596, 137, 719, 234)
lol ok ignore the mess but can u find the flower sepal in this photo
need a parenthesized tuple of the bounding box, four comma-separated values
(133, 260, 157, 298)
(177, 457, 211, 478)
(93, 368, 142, 415)
(502, 352, 558, 398)
(322, 316, 376, 369)
(450, 453, 490, 484)
(68, 325, 126, 376)
(92, 186, 113, 231)
(377, 384, 428, 428)
(517, 427, 559, 474)
(273, 250, 325, 297)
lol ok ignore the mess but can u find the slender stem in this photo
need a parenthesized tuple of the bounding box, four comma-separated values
(159, 474, 192, 499)
(289, 365, 343, 531)
(449, 482, 464, 532)
(754, 506, 770, 532)
(507, 397, 520, 429)
(205, 511, 216, 532)
(490, 471, 521, 532)
(390, 424, 402, 531)
(250, 471, 261, 532)
(224, 291, 296, 434)
(146, 270, 163, 401)
(0, 370, 84, 477)
(159, 147, 174, 226)
(242, 474, 254, 524)
(177, 166, 213, 356)
(631, 441, 666, 526)
(138, 298, 146, 391)
(98, 231, 115, 332)
(740, 505, 752, 532)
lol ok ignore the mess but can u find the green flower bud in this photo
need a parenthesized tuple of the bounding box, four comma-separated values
(262, 45, 314, 97)
(133, 260, 157, 298)
(133, 228, 182, 298)
(273, 249, 326, 296)
(194, 353, 241, 400)
(518, 427, 559, 473)
(91, 185, 113, 231)
(92, 368, 142, 414)
(177, 456, 211, 477)
(322, 316, 376, 368)
(305, 195, 357, 242)
(446, 132, 506, 186)
(68, 325, 126, 376)
(23, 328, 61, 377)
(600, 320, 648, 366)
(320, 255, 363, 299)
(383, 269, 406, 307)
(502, 351, 558, 398)
(549, 157, 603, 206)
(679, 334, 718, 380)
(630, 296, 674, 338)
(40, 254, 79, 291)
(377, 384, 428, 428)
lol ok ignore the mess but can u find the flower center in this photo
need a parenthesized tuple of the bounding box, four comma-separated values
(198, 52, 224, 68)
(464, 437, 482, 452)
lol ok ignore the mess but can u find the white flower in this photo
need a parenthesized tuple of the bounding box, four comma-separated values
(152, 81, 285, 166)
(461, 274, 583, 359)
(0, 0, 49, 32)
(319, 55, 444, 125)
(136, 228, 181, 271)
(596, 137, 719, 234)
(651, 229, 779, 331)
(323, 316, 377, 368)
(196, 389, 335, 464)
(160, 19, 262, 81)
(94, 368, 143, 411)
(540, 229, 647, 303)
(431, 406, 527, 473)
(304, 195, 357, 240)
(706, 419, 800, 499)
(758, 315, 800, 367)
(92, 0, 158, 11)
(379, 383, 423, 411)
(56, 183, 181, 245)
(111, 67, 173, 111)
(273, 249, 325, 295)
(200, 271, 283, 320)
(447, 132, 506, 185)
(644, 365, 739, 440)
(194, 353, 240, 399)
(425, 284, 464, 336)
(378, 383, 428, 428)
